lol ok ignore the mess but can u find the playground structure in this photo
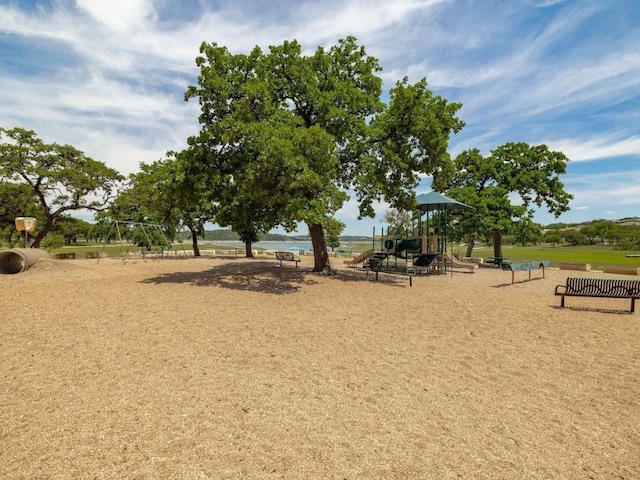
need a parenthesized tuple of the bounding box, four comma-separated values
(98, 221, 182, 262)
(369, 191, 474, 276)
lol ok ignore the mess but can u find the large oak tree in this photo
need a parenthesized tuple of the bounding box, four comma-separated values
(186, 37, 464, 272)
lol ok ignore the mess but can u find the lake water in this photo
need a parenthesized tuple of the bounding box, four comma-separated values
(208, 240, 369, 253)
(210, 240, 315, 252)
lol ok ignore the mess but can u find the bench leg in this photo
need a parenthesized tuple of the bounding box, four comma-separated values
(632, 298, 635, 313)
(561, 296, 565, 308)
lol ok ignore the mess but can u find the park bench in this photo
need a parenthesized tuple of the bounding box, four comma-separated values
(275, 250, 301, 268)
(501, 260, 551, 284)
(554, 276, 640, 312)
(367, 254, 415, 286)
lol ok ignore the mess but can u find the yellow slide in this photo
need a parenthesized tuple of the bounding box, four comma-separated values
(344, 249, 374, 266)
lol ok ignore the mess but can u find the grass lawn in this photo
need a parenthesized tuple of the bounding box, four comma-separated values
(454, 244, 640, 270)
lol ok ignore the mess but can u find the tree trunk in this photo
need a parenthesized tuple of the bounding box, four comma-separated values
(309, 223, 333, 274)
(189, 226, 201, 257)
(244, 240, 254, 257)
(492, 230, 503, 259)
(31, 216, 55, 249)
(465, 239, 475, 257)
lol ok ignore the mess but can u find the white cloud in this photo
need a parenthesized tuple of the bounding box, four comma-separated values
(75, 0, 156, 32)
(548, 136, 640, 162)
(293, 0, 446, 45)
(566, 170, 640, 208)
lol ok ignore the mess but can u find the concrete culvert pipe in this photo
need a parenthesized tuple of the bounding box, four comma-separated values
(0, 248, 51, 274)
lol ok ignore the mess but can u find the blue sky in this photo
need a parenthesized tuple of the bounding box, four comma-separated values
(1, 0, 639, 237)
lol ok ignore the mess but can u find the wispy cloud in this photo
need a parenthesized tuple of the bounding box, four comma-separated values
(75, 0, 156, 33)
(566, 170, 640, 207)
(548, 136, 640, 162)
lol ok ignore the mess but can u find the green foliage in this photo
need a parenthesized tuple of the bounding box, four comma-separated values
(435, 142, 572, 257)
(512, 218, 542, 246)
(186, 37, 463, 271)
(562, 229, 587, 246)
(0, 127, 124, 248)
(542, 229, 563, 247)
(40, 233, 64, 251)
(383, 208, 414, 236)
(0, 181, 42, 228)
(53, 216, 93, 245)
(322, 217, 345, 250)
(614, 239, 640, 251)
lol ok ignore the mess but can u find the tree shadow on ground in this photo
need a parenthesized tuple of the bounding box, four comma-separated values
(336, 267, 416, 288)
(491, 277, 547, 288)
(140, 259, 411, 294)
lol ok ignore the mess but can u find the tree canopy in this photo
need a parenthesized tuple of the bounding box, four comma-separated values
(433, 142, 573, 257)
(185, 37, 464, 272)
(0, 127, 124, 247)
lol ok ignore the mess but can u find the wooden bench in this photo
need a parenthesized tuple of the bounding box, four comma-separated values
(275, 250, 301, 268)
(554, 276, 640, 312)
(501, 260, 551, 284)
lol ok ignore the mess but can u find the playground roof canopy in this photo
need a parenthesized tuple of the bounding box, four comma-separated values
(415, 191, 474, 213)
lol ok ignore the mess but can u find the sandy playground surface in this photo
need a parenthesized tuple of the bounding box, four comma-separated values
(1, 253, 639, 479)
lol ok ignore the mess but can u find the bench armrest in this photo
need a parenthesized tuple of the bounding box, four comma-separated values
(554, 285, 567, 295)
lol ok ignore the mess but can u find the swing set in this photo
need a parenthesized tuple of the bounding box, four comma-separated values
(98, 221, 184, 263)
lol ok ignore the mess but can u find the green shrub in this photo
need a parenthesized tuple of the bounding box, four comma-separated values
(41, 233, 64, 251)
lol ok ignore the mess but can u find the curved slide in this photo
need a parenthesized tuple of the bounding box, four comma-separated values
(0, 248, 51, 274)
(443, 251, 478, 273)
(344, 249, 374, 266)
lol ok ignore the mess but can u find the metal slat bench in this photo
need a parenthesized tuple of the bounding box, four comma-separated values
(554, 276, 640, 312)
